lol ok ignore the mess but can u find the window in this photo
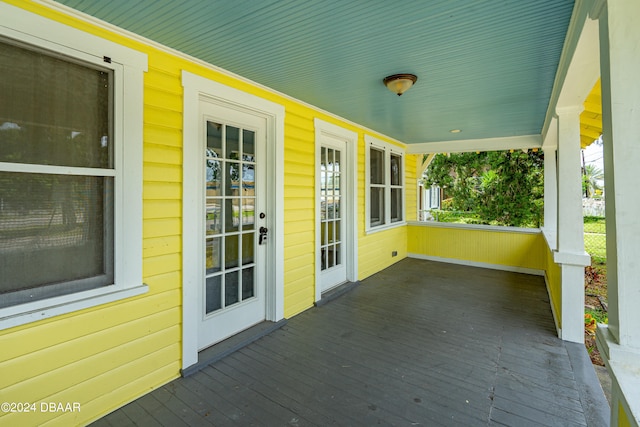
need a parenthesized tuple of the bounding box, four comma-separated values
(365, 135, 405, 231)
(0, 4, 147, 330)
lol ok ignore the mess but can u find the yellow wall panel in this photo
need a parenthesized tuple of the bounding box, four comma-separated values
(143, 218, 181, 239)
(407, 224, 546, 271)
(145, 125, 182, 148)
(143, 235, 182, 258)
(144, 105, 182, 130)
(0, 310, 179, 388)
(145, 66, 182, 92)
(143, 163, 182, 183)
(143, 200, 181, 219)
(143, 253, 181, 277)
(545, 243, 562, 328)
(358, 227, 408, 280)
(40, 363, 179, 427)
(0, 291, 179, 362)
(144, 181, 182, 200)
(2, 344, 180, 427)
(145, 87, 183, 112)
(144, 271, 182, 295)
(144, 144, 182, 166)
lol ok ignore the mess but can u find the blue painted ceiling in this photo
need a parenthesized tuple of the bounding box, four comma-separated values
(55, 0, 574, 144)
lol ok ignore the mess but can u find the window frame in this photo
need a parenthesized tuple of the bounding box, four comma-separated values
(364, 135, 406, 233)
(0, 3, 148, 330)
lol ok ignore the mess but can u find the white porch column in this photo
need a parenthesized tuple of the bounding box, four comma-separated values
(553, 106, 590, 343)
(594, 1, 640, 425)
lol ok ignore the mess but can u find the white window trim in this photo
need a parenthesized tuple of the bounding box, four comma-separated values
(0, 3, 148, 331)
(364, 135, 406, 233)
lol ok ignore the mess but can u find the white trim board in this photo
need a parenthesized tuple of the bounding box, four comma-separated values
(407, 253, 545, 277)
(182, 71, 285, 370)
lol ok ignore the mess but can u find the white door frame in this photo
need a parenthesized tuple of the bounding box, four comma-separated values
(182, 71, 285, 370)
(314, 118, 358, 302)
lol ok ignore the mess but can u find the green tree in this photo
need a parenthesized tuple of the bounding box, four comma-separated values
(423, 150, 544, 227)
(582, 164, 603, 198)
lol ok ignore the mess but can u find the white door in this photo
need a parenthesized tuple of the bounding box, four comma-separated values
(319, 138, 347, 291)
(198, 101, 267, 350)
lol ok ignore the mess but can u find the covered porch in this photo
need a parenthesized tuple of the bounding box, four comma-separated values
(92, 259, 608, 426)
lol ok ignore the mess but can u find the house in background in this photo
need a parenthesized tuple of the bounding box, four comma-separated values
(0, 0, 638, 426)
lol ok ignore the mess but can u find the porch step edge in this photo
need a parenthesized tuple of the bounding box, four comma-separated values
(181, 319, 287, 377)
(565, 341, 611, 426)
(315, 281, 360, 307)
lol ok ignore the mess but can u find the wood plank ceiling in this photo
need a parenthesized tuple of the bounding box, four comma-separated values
(54, 0, 582, 148)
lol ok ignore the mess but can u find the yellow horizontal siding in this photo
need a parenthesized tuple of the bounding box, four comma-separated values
(407, 224, 546, 271)
(144, 144, 182, 166)
(144, 218, 181, 238)
(359, 227, 408, 280)
(144, 181, 182, 200)
(145, 125, 182, 148)
(405, 154, 418, 222)
(144, 162, 182, 183)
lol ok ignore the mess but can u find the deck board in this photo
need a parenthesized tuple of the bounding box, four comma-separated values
(93, 258, 608, 426)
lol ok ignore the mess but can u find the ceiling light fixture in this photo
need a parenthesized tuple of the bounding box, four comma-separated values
(383, 74, 417, 96)
(450, 129, 461, 133)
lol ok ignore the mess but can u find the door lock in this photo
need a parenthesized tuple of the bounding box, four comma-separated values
(259, 226, 268, 245)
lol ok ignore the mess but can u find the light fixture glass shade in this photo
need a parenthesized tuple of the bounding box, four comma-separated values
(383, 74, 417, 96)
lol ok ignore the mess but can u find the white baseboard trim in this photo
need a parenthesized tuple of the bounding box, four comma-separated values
(407, 253, 545, 276)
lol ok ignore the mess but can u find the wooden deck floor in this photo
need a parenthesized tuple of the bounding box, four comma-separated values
(93, 259, 609, 426)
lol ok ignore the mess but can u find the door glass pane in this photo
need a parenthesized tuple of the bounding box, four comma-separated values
(225, 198, 240, 232)
(242, 267, 255, 300)
(242, 232, 254, 265)
(205, 153, 221, 196)
(321, 222, 327, 245)
(327, 186, 335, 220)
(242, 197, 255, 230)
(328, 221, 334, 244)
(225, 271, 239, 306)
(206, 122, 223, 158)
(327, 148, 334, 172)
(206, 237, 221, 274)
(225, 234, 239, 269)
(206, 201, 222, 235)
(225, 162, 240, 197)
(328, 245, 335, 268)
(226, 126, 239, 160)
(335, 220, 341, 244)
(205, 275, 222, 313)
(370, 148, 384, 185)
(242, 164, 254, 193)
(334, 150, 340, 172)
(0, 41, 112, 169)
(242, 129, 255, 161)
(335, 243, 341, 266)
